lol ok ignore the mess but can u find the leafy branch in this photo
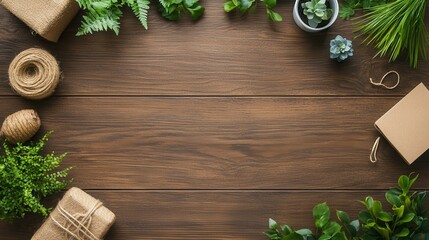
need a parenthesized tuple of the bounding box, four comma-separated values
(224, 0, 282, 22)
(76, 0, 205, 36)
(339, 0, 392, 20)
(264, 174, 429, 240)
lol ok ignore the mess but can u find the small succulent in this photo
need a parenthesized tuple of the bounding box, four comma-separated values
(302, 0, 333, 28)
(330, 35, 353, 62)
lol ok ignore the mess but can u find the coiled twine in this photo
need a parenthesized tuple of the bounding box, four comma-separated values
(8, 48, 60, 100)
(0, 109, 41, 144)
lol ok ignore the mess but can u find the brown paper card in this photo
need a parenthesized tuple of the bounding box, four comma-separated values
(0, 0, 79, 42)
(375, 83, 429, 165)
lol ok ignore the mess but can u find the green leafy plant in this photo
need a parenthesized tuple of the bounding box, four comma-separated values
(264, 203, 359, 240)
(223, 0, 283, 22)
(159, 0, 204, 21)
(76, 0, 204, 36)
(339, 0, 391, 20)
(359, 174, 429, 240)
(354, 0, 429, 68)
(264, 174, 429, 240)
(0, 132, 72, 221)
(302, 0, 333, 28)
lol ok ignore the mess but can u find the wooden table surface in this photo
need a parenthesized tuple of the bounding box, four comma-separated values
(0, 1, 429, 239)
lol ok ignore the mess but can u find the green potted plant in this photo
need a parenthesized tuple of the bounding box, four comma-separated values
(293, 0, 338, 32)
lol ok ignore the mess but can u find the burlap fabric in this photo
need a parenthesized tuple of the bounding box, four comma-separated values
(32, 187, 116, 240)
(0, 0, 79, 42)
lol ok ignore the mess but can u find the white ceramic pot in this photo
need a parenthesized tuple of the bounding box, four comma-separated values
(293, 0, 339, 32)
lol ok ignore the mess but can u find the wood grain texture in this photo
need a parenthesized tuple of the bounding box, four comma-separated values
(1, 0, 429, 239)
(0, 97, 427, 190)
(0, 191, 396, 239)
(0, 1, 428, 96)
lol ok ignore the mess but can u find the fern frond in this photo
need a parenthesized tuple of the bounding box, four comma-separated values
(76, 6, 123, 36)
(158, 0, 168, 9)
(128, 0, 150, 29)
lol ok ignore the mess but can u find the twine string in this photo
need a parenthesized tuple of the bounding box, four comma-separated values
(50, 201, 103, 240)
(370, 137, 381, 163)
(8, 48, 60, 100)
(370, 70, 400, 90)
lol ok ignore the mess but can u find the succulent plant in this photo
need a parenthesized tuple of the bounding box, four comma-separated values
(302, 0, 333, 28)
(330, 35, 353, 62)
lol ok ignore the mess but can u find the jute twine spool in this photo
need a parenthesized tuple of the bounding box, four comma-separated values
(9, 48, 61, 100)
(0, 109, 41, 144)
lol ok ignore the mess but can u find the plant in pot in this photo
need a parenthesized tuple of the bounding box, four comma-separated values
(293, 0, 339, 32)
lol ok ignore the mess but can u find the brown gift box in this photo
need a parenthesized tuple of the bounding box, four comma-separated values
(375, 83, 429, 165)
(32, 187, 116, 240)
(0, 0, 79, 42)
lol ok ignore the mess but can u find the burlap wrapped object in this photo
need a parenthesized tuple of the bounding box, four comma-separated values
(0, 0, 80, 42)
(32, 187, 116, 240)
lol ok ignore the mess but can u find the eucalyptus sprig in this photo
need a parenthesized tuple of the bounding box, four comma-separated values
(354, 0, 429, 68)
(224, 0, 283, 22)
(0, 132, 72, 221)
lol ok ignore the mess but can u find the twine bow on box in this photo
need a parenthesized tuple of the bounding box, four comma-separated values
(51, 201, 103, 240)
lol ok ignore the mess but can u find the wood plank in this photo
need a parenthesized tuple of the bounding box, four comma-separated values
(1, 97, 428, 189)
(0, 191, 409, 239)
(0, 2, 428, 96)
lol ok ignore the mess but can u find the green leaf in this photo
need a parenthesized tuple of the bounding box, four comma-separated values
(282, 224, 293, 235)
(318, 233, 331, 240)
(264, 0, 276, 8)
(336, 210, 350, 224)
(377, 211, 393, 222)
(267, 10, 282, 22)
(239, 0, 254, 12)
(395, 228, 409, 237)
(397, 213, 415, 224)
(295, 229, 312, 236)
(184, 0, 198, 7)
(269, 218, 278, 230)
(283, 232, 305, 240)
(322, 221, 341, 235)
(359, 210, 372, 222)
(375, 226, 391, 240)
(398, 175, 410, 194)
(350, 219, 360, 232)
(385, 189, 401, 207)
(187, 5, 204, 20)
(313, 202, 330, 229)
(331, 232, 347, 240)
(224, 1, 237, 12)
(392, 205, 404, 219)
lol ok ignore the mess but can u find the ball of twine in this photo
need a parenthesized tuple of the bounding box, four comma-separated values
(0, 109, 41, 144)
(8, 48, 61, 100)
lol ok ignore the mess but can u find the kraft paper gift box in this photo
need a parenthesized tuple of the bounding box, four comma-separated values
(32, 187, 116, 240)
(0, 0, 79, 42)
(375, 83, 429, 165)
